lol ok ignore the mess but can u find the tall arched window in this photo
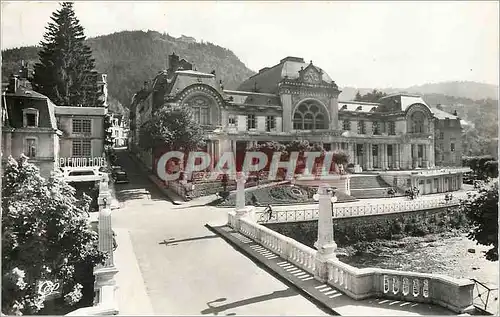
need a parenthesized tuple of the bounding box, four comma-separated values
(185, 96, 211, 125)
(292, 101, 328, 130)
(411, 111, 425, 133)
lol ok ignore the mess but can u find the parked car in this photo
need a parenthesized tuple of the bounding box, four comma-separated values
(111, 166, 123, 178)
(114, 170, 129, 184)
(463, 173, 474, 185)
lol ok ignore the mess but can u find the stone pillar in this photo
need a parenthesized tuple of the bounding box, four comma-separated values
(281, 93, 293, 132)
(363, 143, 369, 170)
(235, 172, 253, 218)
(350, 143, 356, 165)
(383, 144, 388, 170)
(314, 184, 337, 282)
(94, 174, 118, 306)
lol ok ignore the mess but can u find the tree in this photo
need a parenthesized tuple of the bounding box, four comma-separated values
(354, 89, 388, 102)
(33, 2, 102, 107)
(139, 105, 205, 152)
(2, 156, 106, 315)
(461, 181, 498, 261)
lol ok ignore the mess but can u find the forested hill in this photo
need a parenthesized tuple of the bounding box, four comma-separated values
(2, 30, 256, 110)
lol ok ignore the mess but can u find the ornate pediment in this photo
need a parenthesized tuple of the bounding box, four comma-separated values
(298, 62, 323, 84)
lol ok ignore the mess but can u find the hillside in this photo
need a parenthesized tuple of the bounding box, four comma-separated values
(1, 30, 255, 110)
(339, 81, 499, 102)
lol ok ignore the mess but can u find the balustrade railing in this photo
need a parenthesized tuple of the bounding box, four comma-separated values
(239, 217, 316, 273)
(228, 214, 474, 313)
(255, 194, 465, 223)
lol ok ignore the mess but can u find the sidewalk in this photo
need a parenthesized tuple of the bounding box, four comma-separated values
(113, 228, 155, 316)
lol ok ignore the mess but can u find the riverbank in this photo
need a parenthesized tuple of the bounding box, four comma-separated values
(338, 231, 498, 313)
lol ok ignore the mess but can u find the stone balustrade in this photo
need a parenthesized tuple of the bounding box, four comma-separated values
(255, 194, 465, 224)
(229, 213, 474, 313)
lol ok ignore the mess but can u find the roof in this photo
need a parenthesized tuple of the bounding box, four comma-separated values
(338, 101, 381, 112)
(55, 106, 107, 116)
(224, 90, 281, 106)
(3, 88, 58, 129)
(236, 57, 333, 94)
(175, 70, 214, 78)
(5, 86, 48, 100)
(430, 107, 460, 120)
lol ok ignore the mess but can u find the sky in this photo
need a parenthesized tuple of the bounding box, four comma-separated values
(1, 1, 498, 88)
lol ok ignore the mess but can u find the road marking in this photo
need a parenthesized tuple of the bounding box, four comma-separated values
(389, 301, 400, 305)
(277, 261, 288, 265)
(324, 290, 337, 295)
(400, 302, 411, 307)
(287, 268, 303, 274)
(301, 276, 314, 281)
(319, 287, 332, 293)
(315, 285, 329, 290)
(329, 293, 343, 299)
(379, 299, 390, 304)
(295, 273, 309, 278)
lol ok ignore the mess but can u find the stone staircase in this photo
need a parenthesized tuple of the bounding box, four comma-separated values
(349, 175, 393, 199)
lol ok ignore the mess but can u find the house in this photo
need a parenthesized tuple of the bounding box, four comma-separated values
(2, 74, 62, 178)
(108, 113, 129, 148)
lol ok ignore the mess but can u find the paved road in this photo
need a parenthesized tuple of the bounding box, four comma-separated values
(111, 150, 330, 316)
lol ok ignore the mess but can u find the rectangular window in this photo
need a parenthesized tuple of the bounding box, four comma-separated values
(200, 107, 209, 125)
(372, 121, 380, 135)
(72, 119, 92, 133)
(434, 178, 439, 189)
(418, 145, 423, 158)
(25, 138, 36, 157)
(388, 121, 396, 135)
(407, 179, 412, 187)
(72, 139, 91, 157)
(387, 144, 393, 156)
(266, 116, 276, 132)
(247, 114, 256, 130)
(342, 120, 351, 131)
(358, 120, 366, 134)
(439, 131, 444, 139)
(451, 143, 455, 152)
(372, 144, 378, 156)
(228, 115, 237, 127)
(26, 113, 37, 127)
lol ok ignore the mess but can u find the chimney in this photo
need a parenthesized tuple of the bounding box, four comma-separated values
(9, 75, 19, 94)
(453, 110, 458, 116)
(143, 81, 149, 91)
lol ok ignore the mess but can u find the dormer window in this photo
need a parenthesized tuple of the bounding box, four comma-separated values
(23, 108, 39, 127)
(341, 105, 347, 111)
(356, 106, 362, 111)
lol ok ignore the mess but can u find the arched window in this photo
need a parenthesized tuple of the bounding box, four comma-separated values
(184, 96, 211, 125)
(411, 111, 425, 133)
(292, 101, 328, 130)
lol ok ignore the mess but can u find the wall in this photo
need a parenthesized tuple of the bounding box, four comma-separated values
(57, 115, 105, 158)
(265, 206, 465, 248)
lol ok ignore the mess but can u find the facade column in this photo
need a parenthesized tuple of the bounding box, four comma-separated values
(402, 144, 410, 170)
(365, 144, 370, 170)
(384, 144, 389, 170)
(347, 143, 353, 164)
(314, 184, 337, 282)
(235, 172, 253, 217)
(428, 144, 434, 168)
(369, 143, 374, 170)
(380, 144, 385, 170)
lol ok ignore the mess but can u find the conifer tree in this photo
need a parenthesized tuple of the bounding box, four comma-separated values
(33, 2, 102, 107)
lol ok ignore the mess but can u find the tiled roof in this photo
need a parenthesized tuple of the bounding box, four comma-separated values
(236, 57, 333, 94)
(224, 90, 280, 106)
(6, 86, 47, 100)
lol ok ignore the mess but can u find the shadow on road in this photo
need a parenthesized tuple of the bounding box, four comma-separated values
(159, 235, 220, 247)
(201, 289, 298, 315)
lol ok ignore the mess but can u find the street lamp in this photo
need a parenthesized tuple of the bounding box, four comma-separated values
(313, 187, 338, 216)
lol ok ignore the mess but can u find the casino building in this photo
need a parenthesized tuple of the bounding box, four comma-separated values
(130, 53, 469, 194)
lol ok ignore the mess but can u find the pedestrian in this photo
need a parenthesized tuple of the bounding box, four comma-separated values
(264, 204, 273, 220)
